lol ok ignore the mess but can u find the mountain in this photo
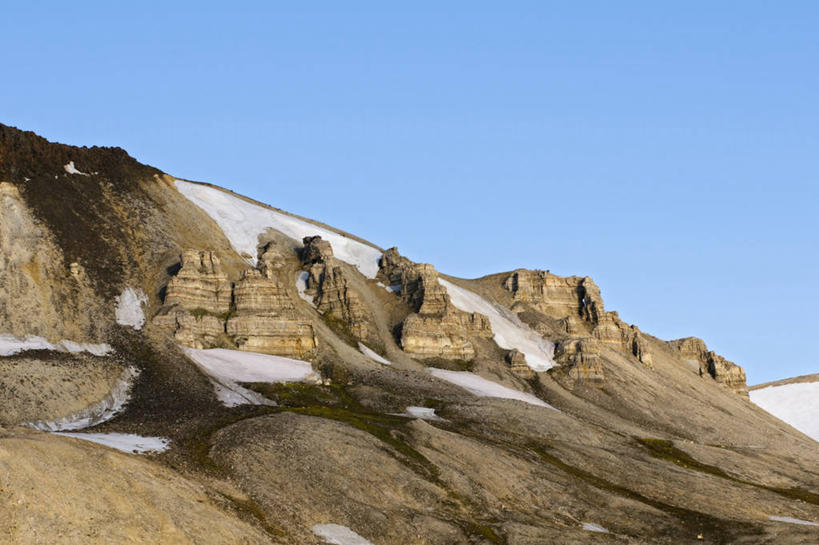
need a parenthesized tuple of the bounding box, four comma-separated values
(0, 123, 817, 544)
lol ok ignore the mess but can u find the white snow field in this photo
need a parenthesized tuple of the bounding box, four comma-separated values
(175, 180, 383, 277)
(295, 271, 316, 306)
(358, 342, 392, 365)
(581, 522, 609, 533)
(115, 287, 148, 330)
(438, 279, 555, 372)
(428, 369, 555, 409)
(30, 366, 139, 431)
(749, 381, 819, 442)
(311, 524, 375, 545)
(0, 334, 112, 357)
(768, 515, 819, 527)
(56, 432, 170, 454)
(183, 347, 318, 407)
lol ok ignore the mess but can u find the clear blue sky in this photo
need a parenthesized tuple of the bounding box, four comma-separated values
(3, 2, 817, 384)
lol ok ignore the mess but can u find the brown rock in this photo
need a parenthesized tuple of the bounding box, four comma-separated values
(502, 269, 604, 324)
(668, 337, 748, 396)
(226, 269, 317, 358)
(300, 235, 334, 265)
(554, 338, 605, 384)
(164, 250, 232, 314)
(380, 248, 492, 361)
(505, 349, 535, 379)
(308, 260, 374, 343)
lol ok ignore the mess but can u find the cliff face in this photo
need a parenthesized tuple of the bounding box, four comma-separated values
(2, 125, 813, 545)
(153, 250, 317, 358)
(500, 268, 751, 395)
(378, 247, 492, 361)
(668, 337, 748, 396)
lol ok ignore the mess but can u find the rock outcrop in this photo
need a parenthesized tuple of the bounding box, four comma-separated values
(163, 250, 232, 314)
(226, 269, 316, 357)
(503, 269, 653, 368)
(379, 248, 492, 361)
(154, 250, 317, 358)
(153, 251, 231, 348)
(553, 338, 605, 384)
(300, 236, 377, 345)
(503, 269, 604, 325)
(0, 182, 106, 342)
(505, 349, 535, 379)
(668, 337, 748, 396)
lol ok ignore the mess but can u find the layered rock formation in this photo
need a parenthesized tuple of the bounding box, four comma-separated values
(505, 349, 535, 379)
(503, 269, 604, 328)
(163, 250, 232, 314)
(300, 236, 376, 345)
(553, 338, 605, 384)
(226, 269, 316, 357)
(154, 250, 317, 358)
(153, 251, 231, 349)
(668, 337, 748, 396)
(379, 248, 492, 361)
(503, 269, 654, 369)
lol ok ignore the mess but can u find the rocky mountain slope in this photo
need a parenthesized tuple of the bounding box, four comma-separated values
(0, 123, 817, 544)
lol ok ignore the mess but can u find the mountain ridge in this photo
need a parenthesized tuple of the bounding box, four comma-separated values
(1, 124, 817, 544)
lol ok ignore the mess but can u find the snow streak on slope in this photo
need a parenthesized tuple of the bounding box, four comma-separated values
(311, 524, 375, 545)
(768, 516, 819, 526)
(428, 369, 556, 409)
(438, 279, 555, 371)
(56, 432, 170, 454)
(175, 180, 382, 277)
(358, 342, 392, 365)
(295, 271, 315, 306)
(115, 287, 148, 330)
(0, 334, 112, 357)
(183, 347, 319, 407)
(29, 366, 138, 431)
(750, 381, 819, 442)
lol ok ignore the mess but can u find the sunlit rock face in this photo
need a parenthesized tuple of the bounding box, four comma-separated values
(379, 247, 491, 361)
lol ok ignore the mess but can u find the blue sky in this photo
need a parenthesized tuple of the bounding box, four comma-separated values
(3, 2, 817, 384)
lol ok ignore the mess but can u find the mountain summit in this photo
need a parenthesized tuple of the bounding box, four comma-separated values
(1, 124, 816, 544)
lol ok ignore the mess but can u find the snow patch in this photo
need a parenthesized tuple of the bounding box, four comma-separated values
(768, 515, 819, 526)
(358, 342, 391, 365)
(182, 347, 319, 407)
(115, 287, 148, 330)
(581, 522, 609, 533)
(750, 381, 819, 442)
(401, 406, 441, 420)
(295, 271, 315, 306)
(29, 366, 138, 431)
(56, 432, 170, 454)
(0, 334, 112, 357)
(428, 369, 556, 409)
(63, 161, 89, 176)
(377, 282, 401, 294)
(175, 180, 383, 277)
(438, 279, 555, 372)
(311, 524, 375, 545)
